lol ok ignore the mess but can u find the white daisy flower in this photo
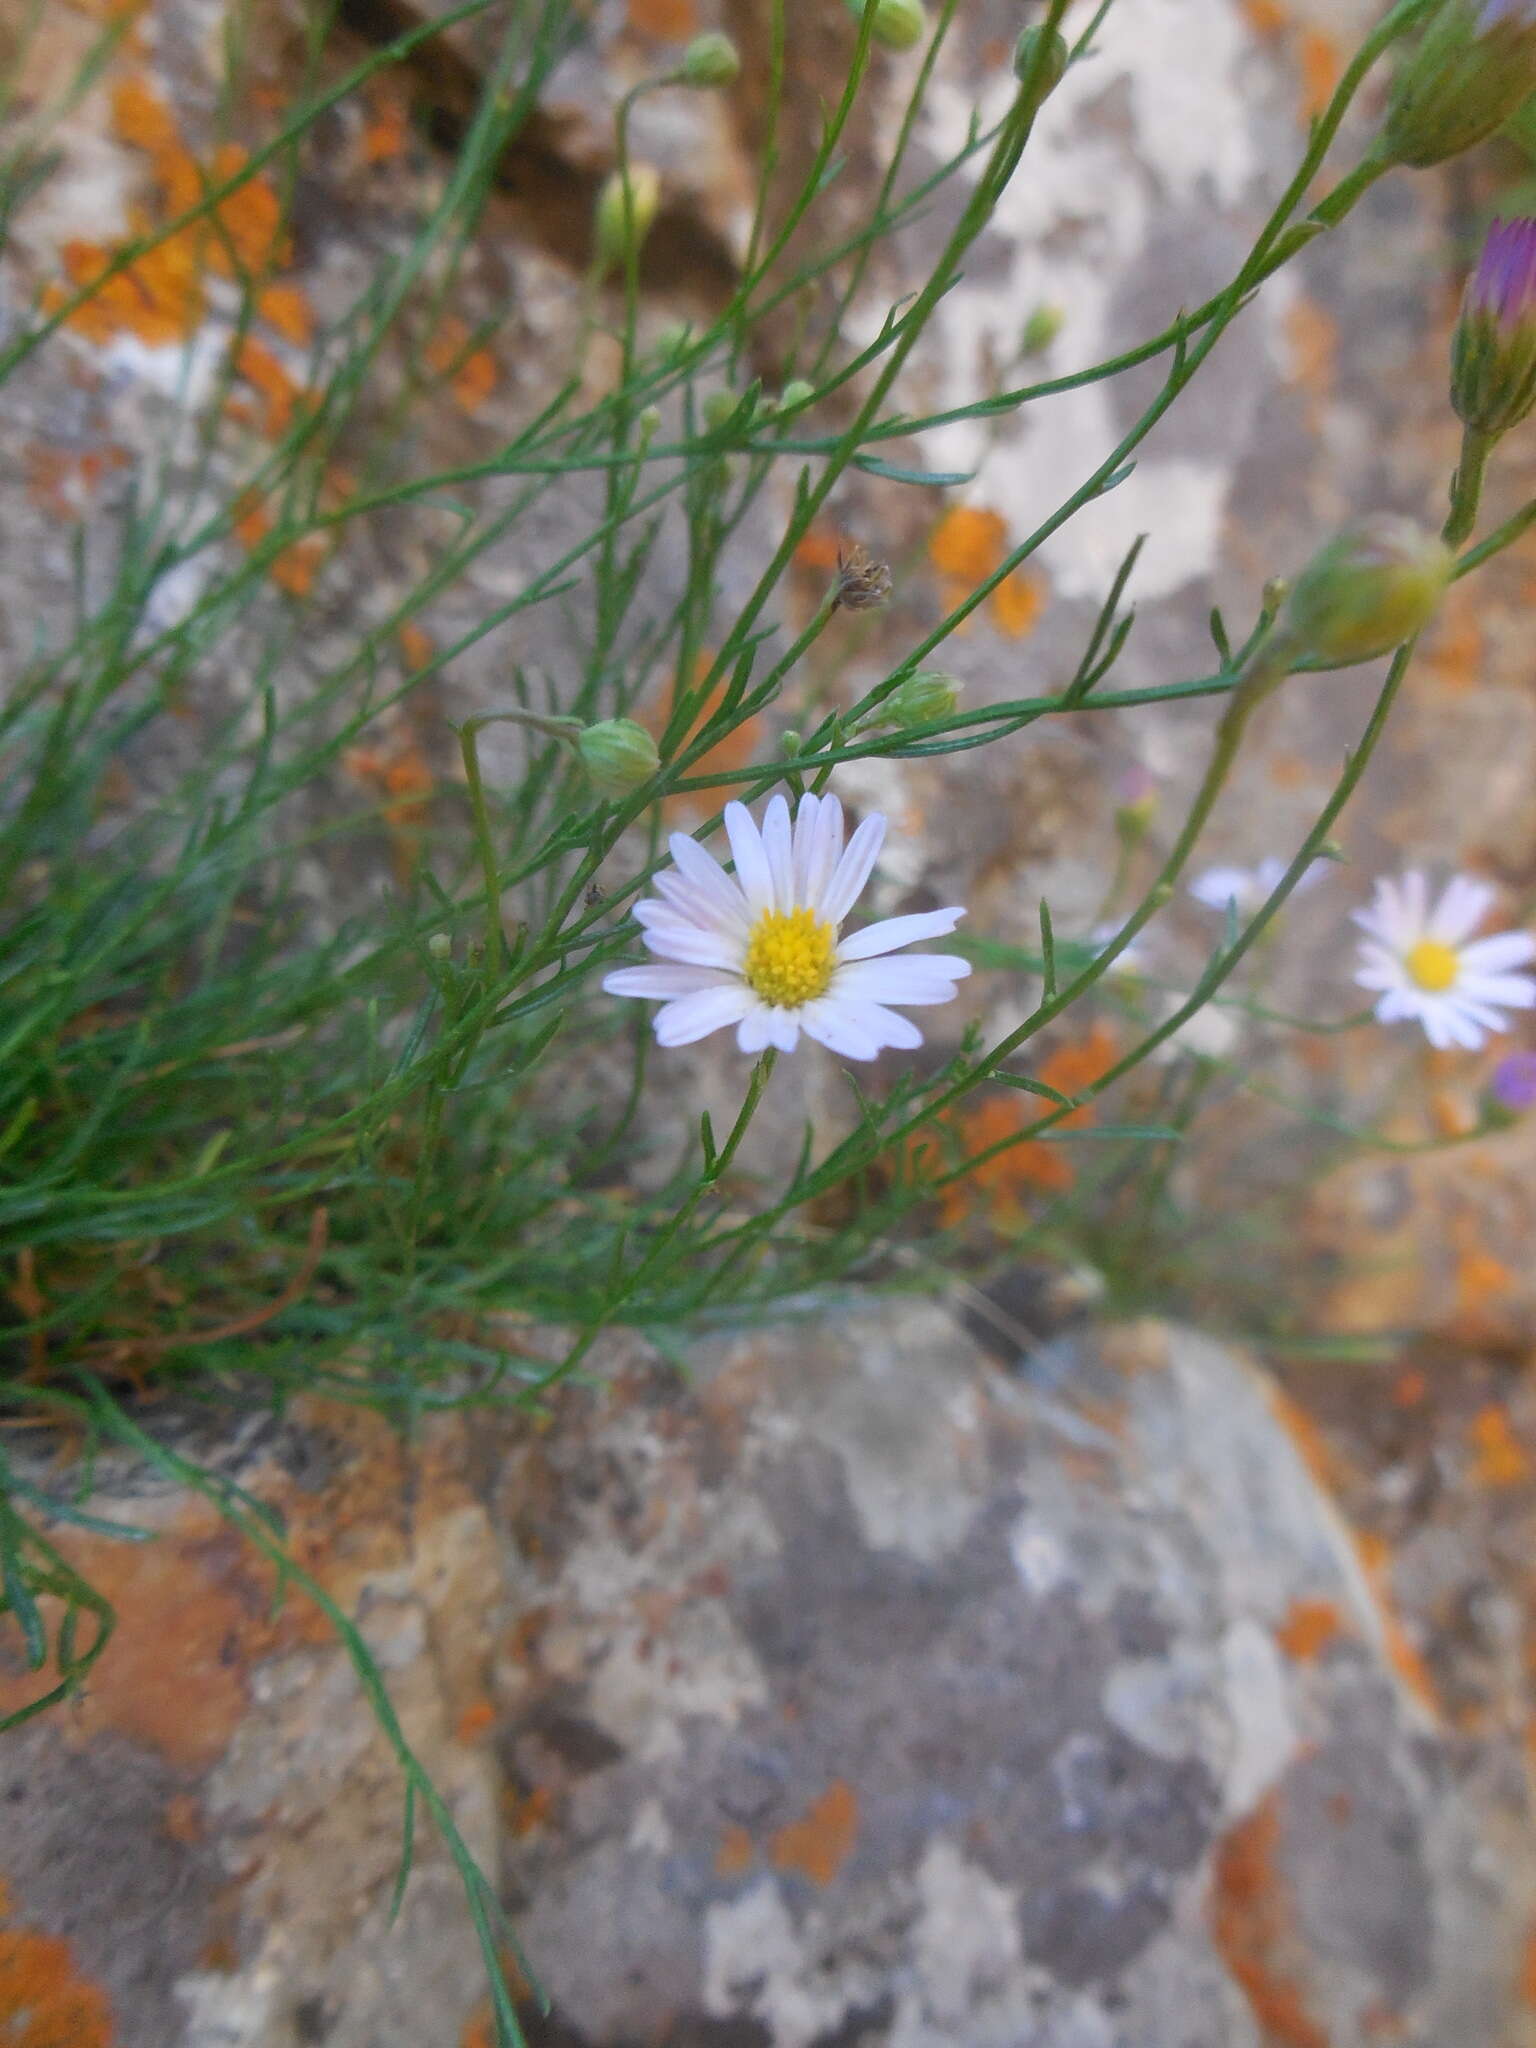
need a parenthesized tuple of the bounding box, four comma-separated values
(1189, 856, 1326, 917)
(1352, 871, 1536, 1051)
(603, 792, 970, 1059)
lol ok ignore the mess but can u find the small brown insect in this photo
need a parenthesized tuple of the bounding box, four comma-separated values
(832, 542, 893, 612)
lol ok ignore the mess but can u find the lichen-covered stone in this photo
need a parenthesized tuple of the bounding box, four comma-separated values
(6, 1309, 1531, 2045)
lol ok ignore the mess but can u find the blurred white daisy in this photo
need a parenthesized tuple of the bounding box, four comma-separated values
(604, 792, 970, 1059)
(1352, 871, 1536, 1051)
(1189, 857, 1326, 917)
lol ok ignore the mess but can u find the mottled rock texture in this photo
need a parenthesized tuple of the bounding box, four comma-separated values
(4, 1308, 1533, 2045)
(6, 1, 1536, 2043)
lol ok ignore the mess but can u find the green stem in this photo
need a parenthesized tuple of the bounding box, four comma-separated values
(1444, 424, 1495, 547)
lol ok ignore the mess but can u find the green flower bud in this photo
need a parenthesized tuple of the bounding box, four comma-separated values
(1013, 25, 1069, 116)
(637, 404, 663, 439)
(845, 0, 928, 52)
(701, 388, 740, 431)
(1451, 216, 1536, 436)
(594, 162, 661, 277)
(1382, 0, 1536, 170)
(778, 378, 816, 412)
(681, 31, 741, 85)
(652, 320, 693, 362)
(877, 670, 962, 728)
(1020, 302, 1065, 354)
(1279, 515, 1453, 667)
(427, 932, 452, 961)
(577, 717, 660, 798)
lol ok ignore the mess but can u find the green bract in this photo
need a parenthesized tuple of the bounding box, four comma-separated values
(1382, 0, 1536, 169)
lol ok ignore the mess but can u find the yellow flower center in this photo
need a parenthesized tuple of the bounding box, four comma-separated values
(1404, 938, 1460, 993)
(743, 906, 836, 1008)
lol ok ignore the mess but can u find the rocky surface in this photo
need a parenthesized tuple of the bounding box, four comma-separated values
(3, 1305, 1534, 2046)
(5, 2, 1536, 2045)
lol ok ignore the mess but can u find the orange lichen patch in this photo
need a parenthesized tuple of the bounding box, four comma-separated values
(455, 1697, 497, 1744)
(110, 72, 179, 155)
(792, 524, 844, 575)
(256, 282, 313, 347)
(1354, 1529, 1441, 1721)
(0, 1917, 115, 2048)
(1467, 1405, 1531, 1490)
(1264, 1384, 1343, 1496)
(1283, 295, 1337, 400)
(397, 620, 436, 674)
(155, 142, 287, 280)
(1521, 1920, 1536, 2007)
(45, 227, 204, 346)
(423, 316, 500, 414)
(627, 0, 697, 35)
(506, 1784, 558, 1839)
(989, 568, 1046, 640)
(23, 441, 131, 522)
(1391, 1369, 1427, 1409)
(232, 335, 303, 438)
(770, 1780, 859, 1887)
(1239, 0, 1288, 33)
(935, 1023, 1120, 1229)
(928, 504, 1007, 585)
(233, 498, 329, 598)
(1297, 29, 1342, 119)
(1275, 1597, 1343, 1663)
(1456, 1243, 1512, 1315)
(162, 1794, 204, 1845)
(359, 86, 411, 166)
(0, 1507, 315, 1770)
(646, 668, 762, 823)
(936, 1096, 1074, 1228)
(1210, 1793, 1330, 2048)
(1037, 1022, 1120, 1103)
(715, 1824, 755, 1878)
(343, 739, 434, 828)
(1429, 1089, 1477, 1140)
(1422, 583, 1485, 693)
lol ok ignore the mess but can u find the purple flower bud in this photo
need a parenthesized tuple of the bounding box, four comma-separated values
(1453, 218, 1536, 434)
(1490, 1049, 1536, 1113)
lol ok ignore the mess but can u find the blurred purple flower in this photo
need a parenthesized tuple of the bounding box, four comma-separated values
(1466, 217, 1536, 327)
(1490, 1050, 1536, 1112)
(1453, 218, 1536, 434)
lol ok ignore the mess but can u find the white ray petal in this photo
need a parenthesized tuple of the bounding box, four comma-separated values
(668, 832, 751, 928)
(736, 1004, 775, 1054)
(798, 996, 882, 1061)
(837, 908, 967, 961)
(760, 793, 795, 912)
(1460, 932, 1536, 973)
(1428, 875, 1496, 944)
(804, 793, 844, 907)
(834, 957, 969, 1004)
(640, 923, 743, 969)
(818, 813, 887, 925)
(603, 964, 738, 998)
(654, 984, 757, 1046)
(724, 800, 774, 916)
